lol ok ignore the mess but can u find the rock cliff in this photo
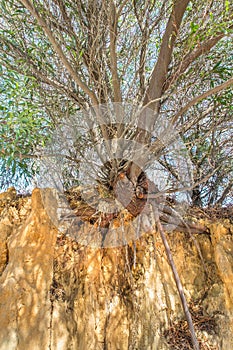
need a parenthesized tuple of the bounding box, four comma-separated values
(0, 188, 232, 349)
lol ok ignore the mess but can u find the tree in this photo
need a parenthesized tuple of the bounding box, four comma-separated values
(0, 0, 232, 203)
(0, 1, 232, 348)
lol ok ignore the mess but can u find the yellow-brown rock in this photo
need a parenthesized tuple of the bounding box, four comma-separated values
(0, 189, 57, 350)
(0, 187, 232, 349)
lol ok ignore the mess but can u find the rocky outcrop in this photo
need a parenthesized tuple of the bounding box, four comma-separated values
(0, 188, 232, 349)
(0, 188, 56, 350)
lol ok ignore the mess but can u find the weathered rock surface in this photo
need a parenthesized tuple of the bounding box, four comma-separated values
(0, 188, 232, 349)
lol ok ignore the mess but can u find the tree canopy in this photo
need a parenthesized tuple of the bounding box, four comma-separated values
(0, 0, 232, 205)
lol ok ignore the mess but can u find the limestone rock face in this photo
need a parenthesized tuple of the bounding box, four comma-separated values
(0, 188, 232, 350)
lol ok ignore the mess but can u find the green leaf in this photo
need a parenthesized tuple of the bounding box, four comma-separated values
(190, 22, 199, 34)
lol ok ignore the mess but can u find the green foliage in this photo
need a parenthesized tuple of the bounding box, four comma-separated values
(0, 0, 232, 204)
(0, 68, 51, 189)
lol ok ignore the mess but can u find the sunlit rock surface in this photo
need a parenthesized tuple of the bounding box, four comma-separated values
(0, 188, 232, 349)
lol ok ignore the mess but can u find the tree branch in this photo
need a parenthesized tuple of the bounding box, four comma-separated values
(216, 181, 233, 206)
(153, 207, 200, 350)
(0, 38, 86, 106)
(19, 0, 99, 105)
(142, 0, 190, 113)
(109, 1, 122, 102)
(172, 77, 233, 124)
(128, 1, 189, 184)
(164, 32, 227, 91)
